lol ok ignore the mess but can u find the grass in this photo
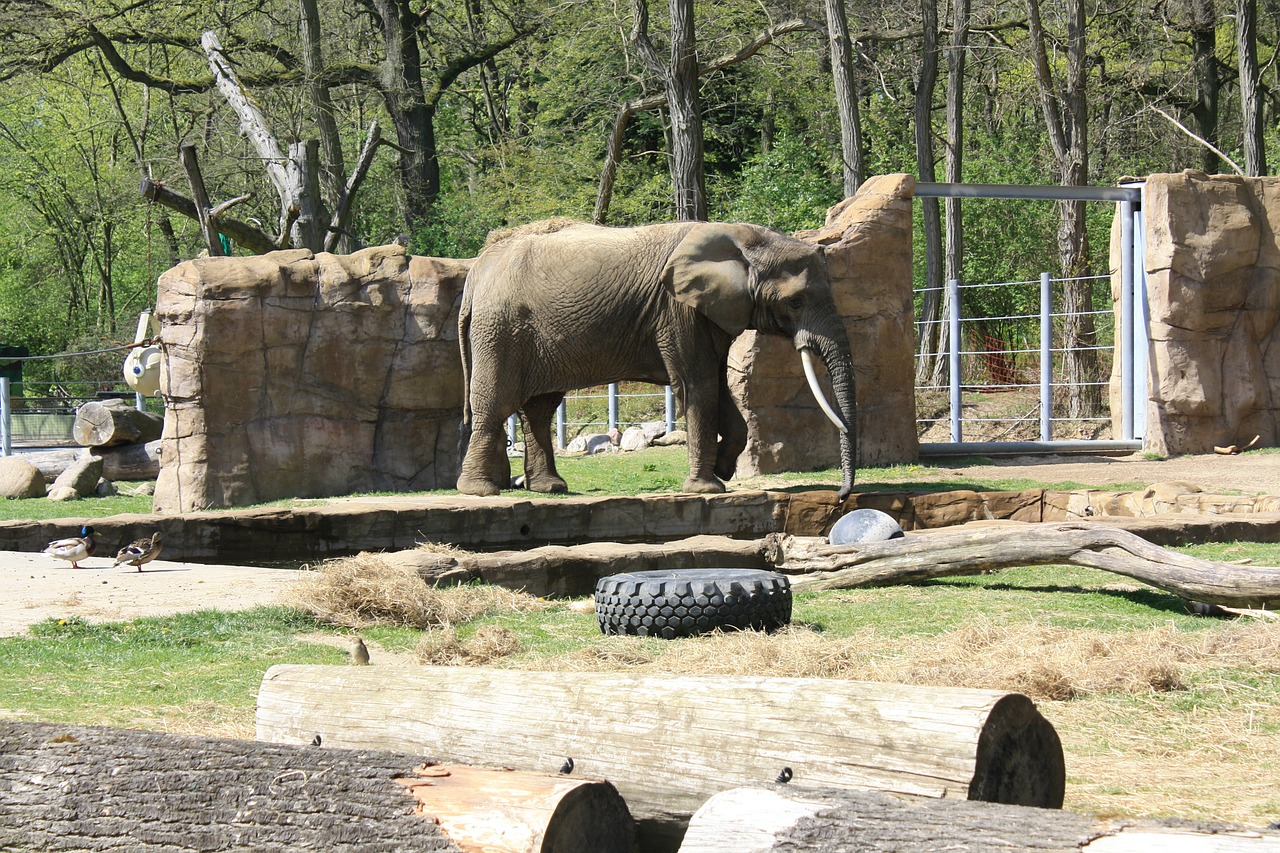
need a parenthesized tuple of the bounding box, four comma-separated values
(3, 551, 1279, 824)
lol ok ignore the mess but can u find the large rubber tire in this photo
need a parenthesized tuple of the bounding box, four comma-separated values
(594, 569, 792, 639)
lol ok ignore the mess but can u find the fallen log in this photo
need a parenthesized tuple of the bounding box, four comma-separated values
(385, 534, 777, 595)
(773, 522, 1280, 608)
(10, 441, 160, 483)
(0, 720, 632, 853)
(72, 398, 162, 448)
(678, 785, 1280, 852)
(257, 665, 1065, 852)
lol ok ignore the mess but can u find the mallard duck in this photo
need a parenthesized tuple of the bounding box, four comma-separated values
(112, 532, 162, 572)
(43, 526, 96, 569)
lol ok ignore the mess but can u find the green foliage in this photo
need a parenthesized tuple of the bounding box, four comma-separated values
(719, 135, 843, 232)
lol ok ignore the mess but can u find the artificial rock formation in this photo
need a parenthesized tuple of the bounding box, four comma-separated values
(154, 245, 469, 512)
(734, 173, 919, 474)
(1115, 171, 1280, 455)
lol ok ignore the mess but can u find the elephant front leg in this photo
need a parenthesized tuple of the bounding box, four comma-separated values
(714, 379, 747, 481)
(519, 393, 568, 493)
(679, 383, 727, 495)
(457, 417, 511, 497)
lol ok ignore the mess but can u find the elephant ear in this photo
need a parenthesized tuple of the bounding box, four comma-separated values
(665, 224, 755, 336)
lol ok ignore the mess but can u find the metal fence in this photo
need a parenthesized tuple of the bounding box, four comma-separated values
(1, 379, 147, 454)
(914, 272, 1116, 445)
(508, 382, 683, 450)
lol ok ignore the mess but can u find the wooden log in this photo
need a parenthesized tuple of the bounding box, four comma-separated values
(774, 522, 1280, 608)
(256, 665, 1065, 853)
(679, 785, 1280, 852)
(0, 720, 633, 853)
(98, 438, 161, 481)
(384, 534, 777, 594)
(72, 398, 162, 448)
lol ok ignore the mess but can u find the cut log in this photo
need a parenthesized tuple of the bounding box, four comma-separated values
(678, 786, 1280, 852)
(773, 522, 1280, 608)
(72, 398, 162, 448)
(0, 720, 633, 853)
(256, 665, 1065, 852)
(98, 438, 161, 481)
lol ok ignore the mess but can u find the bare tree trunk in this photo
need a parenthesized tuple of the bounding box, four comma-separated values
(1191, 0, 1221, 173)
(299, 0, 348, 251)
(1026, 0, 1100, 423)
(914, 0, 945, 387)
(825, 0, 863, 196)
(943, 0, 968, 286)
(1237, 0, 1268, 175)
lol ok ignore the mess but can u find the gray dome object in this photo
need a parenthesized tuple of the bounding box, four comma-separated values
(828, 508, 905, 545)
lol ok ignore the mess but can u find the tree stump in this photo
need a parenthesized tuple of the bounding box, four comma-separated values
(679, 786, 1280, 852)
(0, 721, 633, 853)
(72, 398, 162, 448)
(256, 665, 1065, 852)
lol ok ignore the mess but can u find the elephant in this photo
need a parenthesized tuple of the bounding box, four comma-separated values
(456, 218, 857, 501)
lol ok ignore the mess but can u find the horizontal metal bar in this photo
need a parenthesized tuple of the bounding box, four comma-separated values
(919, 439, 1143, 456)
(915, 182, 1142, 203)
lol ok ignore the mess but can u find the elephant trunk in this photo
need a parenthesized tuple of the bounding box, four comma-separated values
(796, 320, 857, 502)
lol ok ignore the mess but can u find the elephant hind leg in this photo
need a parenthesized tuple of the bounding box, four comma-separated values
(457, 419, 511, 496)
(520, 393, 568, 493)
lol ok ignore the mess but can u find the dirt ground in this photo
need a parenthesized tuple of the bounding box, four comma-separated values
(3, 451, 1278, 637)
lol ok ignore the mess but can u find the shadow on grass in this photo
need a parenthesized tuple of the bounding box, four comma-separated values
(911, 579, 1191, 615)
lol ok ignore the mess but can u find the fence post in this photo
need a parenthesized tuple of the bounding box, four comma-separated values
(1120, 199, 1135, 441)
(556, 401, 566, 450)
(665, 386, 675, 434)
(1, 377, 10, 457)
(507, 414, 518, 451)
(608, 382, 619, 431)
(1040, 272, 1053, 442)
(948, 278, 962, 443)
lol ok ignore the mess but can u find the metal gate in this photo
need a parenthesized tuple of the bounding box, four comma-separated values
(913, 182, 1148, 456)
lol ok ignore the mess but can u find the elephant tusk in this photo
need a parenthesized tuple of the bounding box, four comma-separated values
(800, 347, 848, 435)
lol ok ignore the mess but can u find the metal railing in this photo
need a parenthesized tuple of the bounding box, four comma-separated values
(508, 383, 683, 450)
(1, 379, 147, 454)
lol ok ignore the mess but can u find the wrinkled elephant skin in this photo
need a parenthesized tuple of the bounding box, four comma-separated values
(456, 220, 858, 500)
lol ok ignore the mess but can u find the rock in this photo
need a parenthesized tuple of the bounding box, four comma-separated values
(47, 486, 80, 502)
(117, 481, 156, 497)
(153, 245, 471, 513)
(567, 434, 616, 455)
(94, 478, 119, 497)
(1117, 172, 1280, 455)
(828, 508, 904, 545)
(0, 458, 46, 499)
(620, 427, 651, 452)
(50, 455, 104, 498)
(653, 430, 687, 447)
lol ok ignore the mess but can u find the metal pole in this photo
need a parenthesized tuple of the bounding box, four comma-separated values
(1120, 200, 1135, 441)
(135, 391, 145, 412)
(665, 385, 675, 434)
(556, 401, 566, 450)
(1040, 272, 1053, 442)
(1, 377, 11, 457)
(608, 382, 619, 431)
(507, 414, 517, 451)
(948, 277, 962, 443)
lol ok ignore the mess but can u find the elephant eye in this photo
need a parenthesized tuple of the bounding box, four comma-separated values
(787, 295, 804, 310)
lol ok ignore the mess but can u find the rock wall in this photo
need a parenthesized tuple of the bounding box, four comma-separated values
(733, 173, 919, 474)
(154, 246, 469, 513)
(1116, 171, 1280, 454)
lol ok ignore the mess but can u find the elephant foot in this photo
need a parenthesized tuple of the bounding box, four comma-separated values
(683, 474, 726, 495)
(456, 475, 502, 497)
(525, 474, 568, 494)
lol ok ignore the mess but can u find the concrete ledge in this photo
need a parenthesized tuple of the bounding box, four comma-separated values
(5, 487, 1280, 567)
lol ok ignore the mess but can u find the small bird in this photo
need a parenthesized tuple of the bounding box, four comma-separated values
(350, 637, 371, 665)
(311, 735, 323, 747)
(558, 757, 575, 775)
(43, 526, 96, 569)
(112, 532, 163, 572)
(775, 767, 793, 784)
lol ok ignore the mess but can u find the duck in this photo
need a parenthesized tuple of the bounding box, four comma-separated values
(112, 532, 163, 572)
(43, 526, 97, 569)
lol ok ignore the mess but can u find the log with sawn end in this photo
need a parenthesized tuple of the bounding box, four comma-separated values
(0, 720, 633, 853)
(771, 521, 1280, 608)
